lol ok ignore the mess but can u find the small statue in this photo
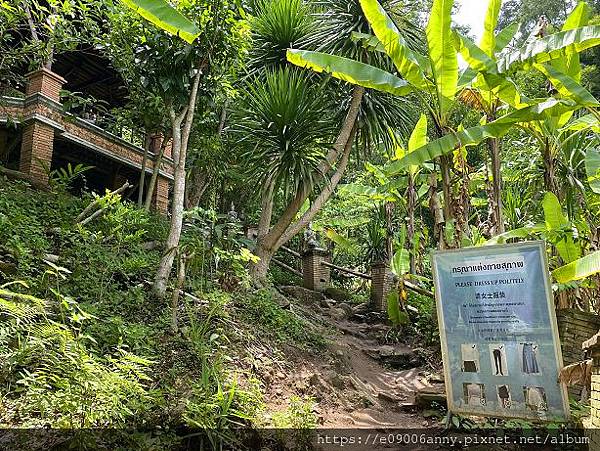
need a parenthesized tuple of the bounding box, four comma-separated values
(227, 202, 238, 222)
(304, 222, 319, 250)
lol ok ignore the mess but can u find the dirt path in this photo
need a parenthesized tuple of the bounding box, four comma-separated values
(264, 288, 446, 431)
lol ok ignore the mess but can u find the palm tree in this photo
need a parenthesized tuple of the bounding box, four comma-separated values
(241, 0, 418, 280)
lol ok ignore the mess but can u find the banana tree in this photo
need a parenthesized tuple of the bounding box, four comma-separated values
(387, 2, 600, 170)
(343, 114, 432, 272)
(288, 0, 600, 247)
(393, 114, 430, 272)
(289, 0, 470, 246)
(452, 0, 521, 235)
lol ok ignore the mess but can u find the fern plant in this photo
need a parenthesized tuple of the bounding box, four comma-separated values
(0, 283, 154, 428)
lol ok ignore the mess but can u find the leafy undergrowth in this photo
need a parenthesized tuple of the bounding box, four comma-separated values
(0, 178, 322, 449)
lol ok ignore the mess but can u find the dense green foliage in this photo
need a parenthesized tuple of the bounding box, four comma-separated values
(4, 0, 600, 444)
(0, 178, 321, 443)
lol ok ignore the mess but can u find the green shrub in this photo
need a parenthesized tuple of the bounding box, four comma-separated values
(237, 288, 324, 348)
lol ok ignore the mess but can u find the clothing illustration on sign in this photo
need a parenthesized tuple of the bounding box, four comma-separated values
(463, 383, 486, 406)
(522, 343, 540, 374)
(489, 344, 508, 376)
(461, 343, 479, 373)
(523, 386, 547, 411)
(497, 385, 511, 408)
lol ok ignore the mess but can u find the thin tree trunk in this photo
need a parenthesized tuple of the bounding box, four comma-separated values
(185, 167, 208, 209)
(170, 249, 187, 333)
(138, 134, 151, 207)
(153, 62, 204, 298)
(407, 172, 416, 275)
(440, 154, 453, 223)
(488, 137, 505, 235)
(385, 201, 394, 264)
(185, 101, 228, 209)
(428, 172, 445, 249)
(249, 185, 309, 281)
(144, 136, 168, 212)
(542, 140, 560, 198)
(257, 177, 275, 241)
(277, 124, 358, 248)
(23, 1, 40, 42)
(217, 102, 228, 134)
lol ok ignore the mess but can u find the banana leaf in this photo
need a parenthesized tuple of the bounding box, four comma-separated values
(426, 0, 458, 114)
(480, 0, 502, 57)
(358, 0, 430, 90)
(498, 25, 600, 73)
(286, 49, 413, 96)
(534, 64, 598, 107)
(553, 251, 600, 283)
(121, 0, 200, 44)
(386, 98, 579, 172)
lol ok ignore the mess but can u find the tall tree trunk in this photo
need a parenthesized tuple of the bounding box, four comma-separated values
(185, 167, 208, 209)
(488, 137, 505, 235)
(249, 86, 365, 282)
(144, 136, 168, 212)
(276, 123, 358, 248)
(153, 61, 204, 298)
(542, 140, 560, 198)
(439, 153, 453, 223)
(138, 134, 151, 207)
(184, 102, 227, 209)
(170, 249, 187, 333)
(249, 185, 309, 281)
(407, 172, 417, 275)
(257, 177, 275, 241)
(428, 172, 445, 249)
(385, 201, 394, 263)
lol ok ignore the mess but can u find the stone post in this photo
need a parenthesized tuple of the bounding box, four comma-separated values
(20, 68, 66, 183)
(302, 248, 331, 292)
(370, 261, 396, 311)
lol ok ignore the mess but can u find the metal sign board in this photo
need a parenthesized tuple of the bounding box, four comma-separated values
(432, 241, 569, 421)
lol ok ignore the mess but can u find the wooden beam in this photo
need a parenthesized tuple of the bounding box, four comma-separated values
(321, 260, 372, 280)
(272, 258, 302, 278)
(280, 245, 301, 259)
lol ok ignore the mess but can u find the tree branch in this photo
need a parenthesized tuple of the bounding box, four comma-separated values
(276, 124, 358, 249)
(318, 86, 364, 174)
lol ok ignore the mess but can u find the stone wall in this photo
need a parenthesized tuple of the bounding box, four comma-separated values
(582, 333, 600, 448)
(557, 309, 600, 398)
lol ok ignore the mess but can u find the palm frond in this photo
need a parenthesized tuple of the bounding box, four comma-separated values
(248, 0, 316, 71)
(231, 67, 338, 194)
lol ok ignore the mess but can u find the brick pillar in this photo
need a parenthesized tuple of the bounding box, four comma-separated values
(582, 333, 600, 446)
(302, 248, 331, 292)
(152, 175, 170, 214)
(19, 69, 66, 184)
(25, 68, 66, 102)
(370, 262, 396, 311)
(20, 121, 54, 182)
